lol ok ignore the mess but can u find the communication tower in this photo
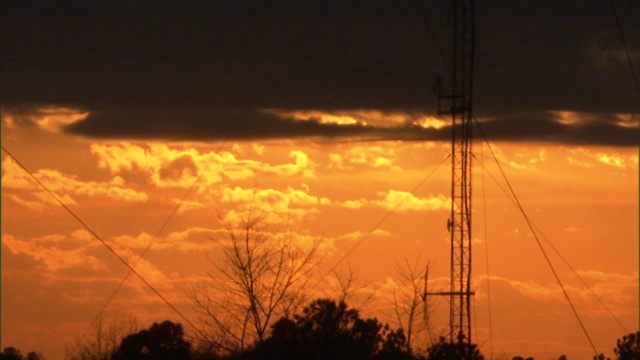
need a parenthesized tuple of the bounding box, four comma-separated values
(429, 0, 476, 344)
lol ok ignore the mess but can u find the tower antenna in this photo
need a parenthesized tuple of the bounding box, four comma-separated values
(426, 0, 476, 345)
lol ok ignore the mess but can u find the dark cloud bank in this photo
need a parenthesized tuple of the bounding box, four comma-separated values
(1, 0, 638, 146)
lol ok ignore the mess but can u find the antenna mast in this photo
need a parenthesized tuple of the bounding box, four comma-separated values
(435, 0, 475, 344)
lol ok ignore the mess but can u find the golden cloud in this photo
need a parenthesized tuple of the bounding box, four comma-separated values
(337, 229, 397, 242)
(566, 147, 638, 170)
(219, 186, 330, 225)
(263, 150, 317, 178)
(2, 232, 105, 272)
(2, 157, 148, 210)
(376, 190, 450, 212)
(332, 191, 449, 212)
(90, 144, 318, 193)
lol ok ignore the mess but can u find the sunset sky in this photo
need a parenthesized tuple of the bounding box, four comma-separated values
(1, 1, 638, 359)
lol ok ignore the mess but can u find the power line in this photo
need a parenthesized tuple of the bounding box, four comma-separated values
(528, 221, 630, 334)
(79, 2, 340, 340)
(472, 122, 599, 357)
(82, 0, 456, 335)
(608, 0, 640, 100)
(479, 142, 494, 359)
(79, 107, 273, 346)
(410, 0, 452, 76)
(1, 145, 208, 341)
(317, 152, 451, 285)
(77, 114, 264, 342)
(474, 131, 630, 335)
(78, 177, 204, 341)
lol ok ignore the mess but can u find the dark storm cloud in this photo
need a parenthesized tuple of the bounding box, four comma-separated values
(62, 105, 435, 141)
(58, 105, 637, 146)
(476, 113, 638, 146)
(1, 0, 638, 145)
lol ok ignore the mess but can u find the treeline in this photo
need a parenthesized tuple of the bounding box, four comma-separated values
(0, 348, 44, 360)
(5, 299, 637, 360)
(61, 298, 483, 360)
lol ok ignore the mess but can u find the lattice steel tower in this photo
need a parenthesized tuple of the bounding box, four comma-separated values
(436, 0, 475, 344)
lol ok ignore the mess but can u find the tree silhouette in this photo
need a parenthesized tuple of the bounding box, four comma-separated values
(65, 316, 138, 360)
(614, 331, 640, 360)
(188, 208, 320, 353)
(0, 346, 22, 360)
(0, 348, 44, 360)
(242, 298, 421, 360)
(0, 348, 23, 360)
(426, 335, 484, 360)
(392, 259, 434, 351)
(111, 320, 190, 360)
(594, 331, 640, 360)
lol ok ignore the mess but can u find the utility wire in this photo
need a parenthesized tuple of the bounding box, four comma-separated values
(309, 2, 471, 342)
(78, 115, 258, 342)
(474, 132, 629, 335)
(79, 3, 328, 341)
(318, 152, 451, 284)
(411, 0, 452, 75)
(78, 0, 453, 343)
(1, 145, 208, 341)
(410, 0, 624, 352)
(479, 142, 494, 359)
(79, 169, 206, 341)
(472, 122, 599, 356)
(80, 103, 263, 341)
(528, 221, 630, 334)
(608, 0, 640, 100)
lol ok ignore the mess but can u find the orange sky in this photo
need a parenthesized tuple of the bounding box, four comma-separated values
(2, 2, 639, 358)
(2, 108, 638, 359)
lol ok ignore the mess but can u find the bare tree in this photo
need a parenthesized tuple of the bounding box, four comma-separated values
(329, 265, 377, 312)
(64, 316, 138, 360)
(391, 258, 436, 354)
(188, 209, 320, 354)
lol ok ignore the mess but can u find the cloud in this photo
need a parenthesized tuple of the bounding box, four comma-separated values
(475, 112, 638, 147)
(572, 270, 639, 309)
(2, 156, 149, 210)
(61, 106, 438, 142)
(1, 228, 211, 295)
(109, 247, 173, 290)
(484, 144, 549, 170)
(6, 193, 54, 211)
(5, 104, 636, 146)
(479, 271, 639, 316)
(263, 150, 317, 178)
(334, 191, 449, 213)
(2, 1, 637, 145)
(110, 227, 219, 253)
(483, 275, 564, 302)
(597, 153, 627, 168)
(2, 226, 217, 290)
(588, 28, 640, 68)
(87, 143, 338, 220)
(90, 143, 320, 192)
(566, 147, 639, 170)
(219, 186, 330, 225)
(337, 229, 397, 243)
(376, 190, 450, 212)
(1, 105, 88, 130)
(340, 146, 400, 170)
(2, 232, 105, 272)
